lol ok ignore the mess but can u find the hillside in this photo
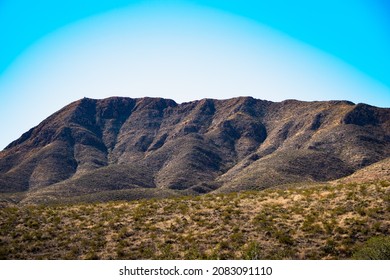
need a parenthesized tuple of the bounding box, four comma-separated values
(335, 157, 390, 184)
(1, 96, 390, 203)
(1, 180, 389, 259)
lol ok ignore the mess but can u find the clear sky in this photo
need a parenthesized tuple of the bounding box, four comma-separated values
(1, 0, 390, 150)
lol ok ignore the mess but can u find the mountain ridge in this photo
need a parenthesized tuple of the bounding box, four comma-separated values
(1, 96, 390, 204)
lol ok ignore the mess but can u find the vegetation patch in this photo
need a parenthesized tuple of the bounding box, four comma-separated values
(0, 181, 389, 259)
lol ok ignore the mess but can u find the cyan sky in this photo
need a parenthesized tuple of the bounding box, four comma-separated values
(1, 0, 389, 85)
(0, 0, 390, 149)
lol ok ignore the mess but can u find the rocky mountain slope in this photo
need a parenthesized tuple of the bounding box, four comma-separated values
(335, 157, 390, 184)
(1, 96, 389, 204)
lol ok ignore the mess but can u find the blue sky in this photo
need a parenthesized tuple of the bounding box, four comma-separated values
(1, 0, 390, 149)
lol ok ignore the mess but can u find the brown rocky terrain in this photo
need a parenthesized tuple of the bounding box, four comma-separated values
(335, 157, 390, 184)
(0, 96, 389, 204)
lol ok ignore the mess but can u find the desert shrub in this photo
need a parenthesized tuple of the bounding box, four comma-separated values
(274, 230, 294, 246)
(241, 242, 264, 260)
(267, 247, 296, 260)
(184, 245, 205, 259)
(0, 243, 10, 260)
(85, 250, 99, 260)
(352, 236, 390, 260)
(158, 244, 176, 259)
(322, 239, 338, 256)
(379, 181, 389, 187)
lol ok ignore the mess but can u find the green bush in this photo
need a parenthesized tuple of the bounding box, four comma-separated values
(353, 236, 390, 260)
(241, 242, 264, 260)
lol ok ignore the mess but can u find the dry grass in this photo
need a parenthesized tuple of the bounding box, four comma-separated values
(0, 180, 389, 259)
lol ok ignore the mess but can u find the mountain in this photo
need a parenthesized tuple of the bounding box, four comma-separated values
(1, 96, 389, 204)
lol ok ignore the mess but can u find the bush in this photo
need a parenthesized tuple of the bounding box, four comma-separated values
(353, 236, 390, 260)
(241, 242, 264, 260)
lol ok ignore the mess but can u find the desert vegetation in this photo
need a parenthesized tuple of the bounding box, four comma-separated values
(1, 180, 389, 260)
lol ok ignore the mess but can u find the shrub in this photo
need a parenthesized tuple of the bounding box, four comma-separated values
(241, 242, 264, 260)
(352, 236, 390, 260)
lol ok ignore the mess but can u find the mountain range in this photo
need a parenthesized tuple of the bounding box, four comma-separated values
(1, 96, 389, 204)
